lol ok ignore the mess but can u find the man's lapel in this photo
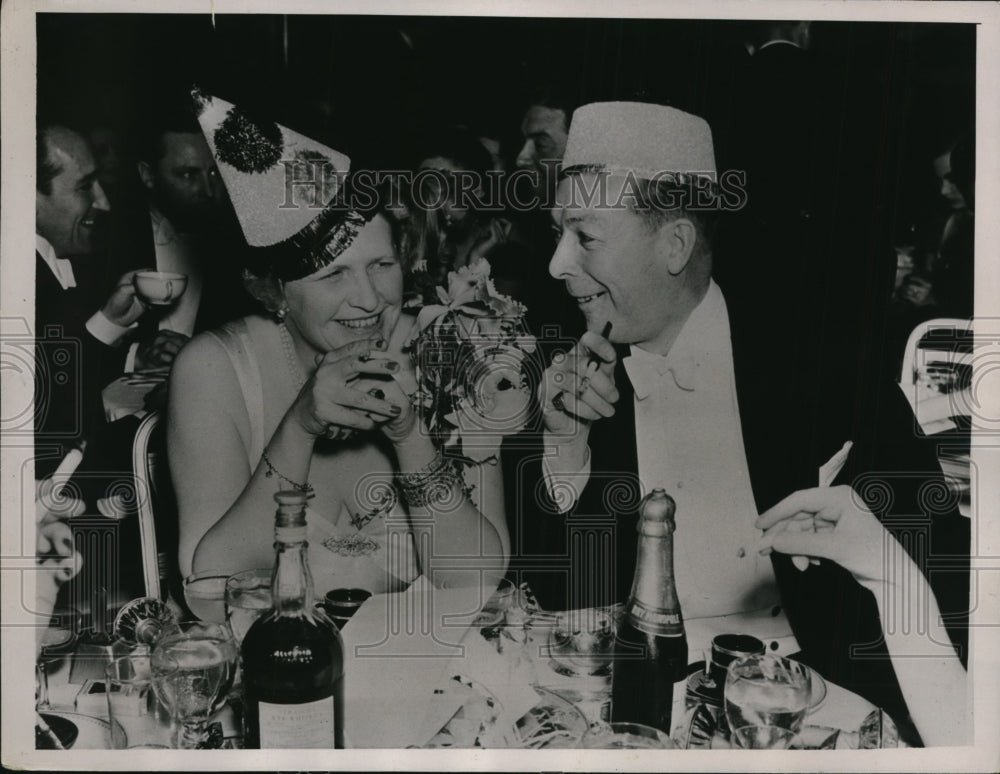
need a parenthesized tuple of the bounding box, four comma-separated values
(728, 302, 817, 514)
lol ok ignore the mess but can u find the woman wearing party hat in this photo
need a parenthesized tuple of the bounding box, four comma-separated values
(167, 92, 511, 595)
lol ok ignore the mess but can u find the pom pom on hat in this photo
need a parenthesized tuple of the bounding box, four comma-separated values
(193, 89, 351, 248)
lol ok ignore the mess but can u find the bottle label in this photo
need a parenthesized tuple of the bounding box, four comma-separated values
(628, 600, 685, 637)
(258, 696, 335, 748)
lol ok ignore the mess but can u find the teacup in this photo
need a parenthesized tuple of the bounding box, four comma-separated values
(134, 271, 187, 305)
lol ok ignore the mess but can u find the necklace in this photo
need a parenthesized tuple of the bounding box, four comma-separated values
(278, 321, 306, 392)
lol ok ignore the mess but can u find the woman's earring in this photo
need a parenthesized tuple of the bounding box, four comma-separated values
(275, 305, 288, 322)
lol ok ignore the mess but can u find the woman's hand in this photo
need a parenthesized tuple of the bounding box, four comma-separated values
(355, 351, 421, 445)
(755, 485, 910, 594)
(292, 338, 404, 439)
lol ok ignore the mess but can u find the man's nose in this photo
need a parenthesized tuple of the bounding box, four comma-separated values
(515, 139, 536, 170)
(548, 233, 577, 280)
(92, 181, 111, 212)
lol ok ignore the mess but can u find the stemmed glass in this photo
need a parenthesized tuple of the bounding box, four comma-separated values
(150, 621, 238, 748)
(724, 654, 812, 749)
(224, 569, 272, 646)
(182, 572, 230, 624)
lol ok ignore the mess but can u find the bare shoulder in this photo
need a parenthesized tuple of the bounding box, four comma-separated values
(169, 319, 255, 407)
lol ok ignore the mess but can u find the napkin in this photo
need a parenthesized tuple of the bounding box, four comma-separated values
(449, 628, 541, 732)
(340, 577, 514, 748)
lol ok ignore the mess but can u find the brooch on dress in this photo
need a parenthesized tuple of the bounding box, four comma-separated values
(321, 533, 381, 557)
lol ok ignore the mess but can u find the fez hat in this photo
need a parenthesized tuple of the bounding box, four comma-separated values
(562, 101, 716, 181)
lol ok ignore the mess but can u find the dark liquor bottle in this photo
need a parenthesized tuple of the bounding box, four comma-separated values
(611, 489, 688, 733)
(241, 491, 344, 748)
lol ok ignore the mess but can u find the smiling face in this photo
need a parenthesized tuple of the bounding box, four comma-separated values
(548, 173, 701, 352)
(281, 214, 403, 355)
(36, 127, 110, 257)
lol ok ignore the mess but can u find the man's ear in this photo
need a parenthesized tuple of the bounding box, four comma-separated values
(656, 217, 698, 276)
(137, 160, 155, 191)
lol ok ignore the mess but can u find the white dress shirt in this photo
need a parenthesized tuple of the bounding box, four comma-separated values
(149, 209, 203, 336)
(545, 281, 789, 628)
(36, 234, 133, 346)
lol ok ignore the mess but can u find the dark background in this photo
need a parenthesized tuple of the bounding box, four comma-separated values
(38, 14, 974, 188)
(37, 14, 977, 390)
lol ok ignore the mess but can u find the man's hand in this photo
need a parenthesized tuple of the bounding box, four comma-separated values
(134, 330, 190, 372)
(540, 328, 619, 437)
(101, 269, 152, 328)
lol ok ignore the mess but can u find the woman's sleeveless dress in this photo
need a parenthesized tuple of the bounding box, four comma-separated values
(207, 319, 419, 595)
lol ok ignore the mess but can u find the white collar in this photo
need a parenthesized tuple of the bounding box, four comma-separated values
(625, 280, 729, 397)
(35, 234, 76, 289)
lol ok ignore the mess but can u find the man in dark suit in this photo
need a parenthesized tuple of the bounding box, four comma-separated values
(504, 101, 968, 732)
(34, 124, 150, 479)
(107, 102, 254, 377)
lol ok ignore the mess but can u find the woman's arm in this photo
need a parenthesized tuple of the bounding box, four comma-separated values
(367, 356, 509, 588)
(168, 333, 307, 578)
(756, 486, 969, 746)
(394, 431, 509, 588)
(173, 334, 414, 578)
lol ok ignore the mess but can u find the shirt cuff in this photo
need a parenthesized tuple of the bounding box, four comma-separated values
(124, 342, 139, 373)
(541, 438, 591, 514)
(85, 311, 136, 346)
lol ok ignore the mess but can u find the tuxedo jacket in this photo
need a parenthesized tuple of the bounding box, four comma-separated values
(503, 281, 969, 724)
(34, 253, 119, 478)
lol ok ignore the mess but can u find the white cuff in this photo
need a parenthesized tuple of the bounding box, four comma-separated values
(541, 439, 591, 514)
(85, 311, 136, 346)
(124, 342, 139, 373)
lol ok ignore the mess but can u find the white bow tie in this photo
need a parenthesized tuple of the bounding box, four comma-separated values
(623, 350, 697, 400)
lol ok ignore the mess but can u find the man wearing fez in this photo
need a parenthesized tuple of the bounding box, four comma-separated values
(506, 102, 968, 725)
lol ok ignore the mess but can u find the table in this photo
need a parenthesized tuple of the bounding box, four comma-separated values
(36, 580, 878, 750)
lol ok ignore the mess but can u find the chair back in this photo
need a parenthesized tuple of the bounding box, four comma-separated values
(898, 318, 973, 517)
(131, 411, 180, 599)
(898, 318, 972, 435)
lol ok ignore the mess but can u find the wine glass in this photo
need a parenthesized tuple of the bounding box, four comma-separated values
(724, 654, 812, 749)
(581, 721, 676, 749)
(225, 569, 273, 645)
(150, 621, 238, 748)
(547, 605, 620, 677)
(183, 571, 230, 624)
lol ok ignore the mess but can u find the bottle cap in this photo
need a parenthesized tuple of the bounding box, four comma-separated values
(641, 489, 676, 521)
(636, 489, 676, 536)
(274, 490, 308, 529)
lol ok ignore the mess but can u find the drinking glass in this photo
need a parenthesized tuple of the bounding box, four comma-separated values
(225, 569, 273, 645)
(724, 654, 812, 749)
(106, 654, 173, 748)
(547, 605, 620, 677)
(150, 621, 238, 748)
(581, 721, 676, 749)
(183, 572, 230, 624)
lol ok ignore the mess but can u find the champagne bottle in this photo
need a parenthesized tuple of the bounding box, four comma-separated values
(611, 489, 688, 733)
(241, 491, 344, 748)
